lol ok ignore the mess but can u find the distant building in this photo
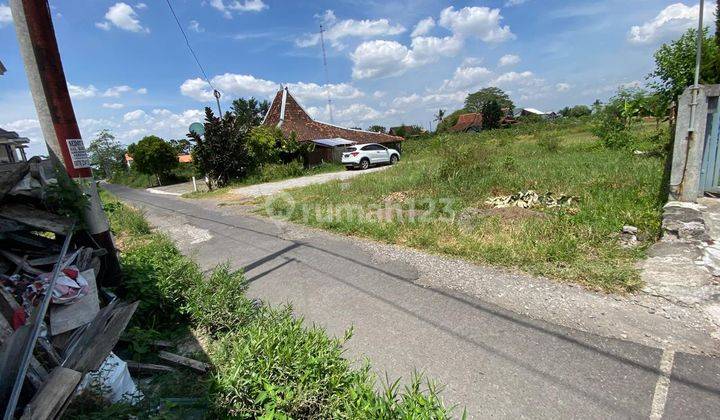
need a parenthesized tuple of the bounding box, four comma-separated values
(0, 128, 30, 164)
(450, 113, 483, 133)
(262, 87, 403, 165)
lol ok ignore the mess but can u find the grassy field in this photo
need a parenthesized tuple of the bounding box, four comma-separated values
(183, 161, 344, 198)
(263, 120, 667, 292)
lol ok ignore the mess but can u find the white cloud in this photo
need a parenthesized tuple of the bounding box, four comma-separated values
(505, 0, 530, 6)
(123, 109, 147, 122)
(96, 2, 149, 33)
(67, 83, 98, 99)
(2, 119, 40, 139)
(0, 4, 12, 27)
(297, 9, 405, 49)
(307, 103, 384, 126)
(438, 66, 493, 92)
(136, 88, 147, 95)
(180, 73, 363, 105)
(350, 5, 513, 80)
(102, 103, 125, 109)
(411, 17, 435, 37)
(135, 2, 147, 9)
(628, 2, 714, 44)
(373, 91, 386, 99)
(350, 35, 463, 79)
(498, 54, 520, 67)
(438, 6, 514, 43)
(188, 20, 204, 33)
(556, 83, 571, 92)
(210, 0, 268, 18)
(350, 40, 414, 79)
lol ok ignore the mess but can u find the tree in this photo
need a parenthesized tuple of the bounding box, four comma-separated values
(231, 97, 270, 129)
(481, 100, 503, 130)
(716, 0, 720, 47)
(368, 125, 386, 133)
(190, 108, 251, 189)
(169, 138, 193, 155)
(434, 109, 446, 124)
(464, 87, 513, 113)
(560, 105, 592, 118)
(87, 129, 126, 179)
(648, 28, 720, 104)
(130, 135, 178, 185)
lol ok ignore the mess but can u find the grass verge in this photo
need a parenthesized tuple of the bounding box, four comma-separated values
(261, 120, 667, 292)
(69, 190, 454, 418)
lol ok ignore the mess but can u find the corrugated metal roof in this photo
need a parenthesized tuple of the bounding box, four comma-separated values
(311, 138, 356, 147)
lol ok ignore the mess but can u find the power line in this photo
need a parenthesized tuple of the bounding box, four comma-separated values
(164, 0, 222, 115)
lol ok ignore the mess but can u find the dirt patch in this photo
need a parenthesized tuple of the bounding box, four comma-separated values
(383, 191, 411, 203)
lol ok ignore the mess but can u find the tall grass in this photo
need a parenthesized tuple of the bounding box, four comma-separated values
(264, 120, 666, 292)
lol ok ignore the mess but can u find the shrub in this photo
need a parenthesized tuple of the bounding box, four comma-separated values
(537, 131, 562, 152)
(184, 264, 256, 334)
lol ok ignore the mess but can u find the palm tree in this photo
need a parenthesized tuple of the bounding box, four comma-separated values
(434, 109, 446, 123)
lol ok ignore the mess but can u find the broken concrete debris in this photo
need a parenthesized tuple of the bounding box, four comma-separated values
(485, 190, 578, 210)
(620, 225, 640, 248)
(0, 159, 147, 417)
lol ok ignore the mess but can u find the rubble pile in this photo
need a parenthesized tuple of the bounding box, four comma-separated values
(485, 190, 579, 209)
(0, 158, 140, 418)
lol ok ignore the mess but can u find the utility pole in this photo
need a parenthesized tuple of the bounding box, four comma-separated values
(319, 24, 334, 123)
(10, 0, 121, 285)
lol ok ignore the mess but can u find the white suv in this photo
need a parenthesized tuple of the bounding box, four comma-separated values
(342, 143, 400, 170)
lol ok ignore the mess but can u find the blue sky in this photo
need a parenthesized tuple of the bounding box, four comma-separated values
(0, 0, 716, 157)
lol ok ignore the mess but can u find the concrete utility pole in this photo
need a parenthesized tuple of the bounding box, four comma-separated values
(10, 0, 121, 284)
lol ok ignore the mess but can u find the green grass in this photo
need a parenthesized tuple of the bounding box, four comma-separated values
(78, 190, 454, 418)
(262, 120, 668, 292)
(109, 163, 197, 189)
(183, 161, 344, 199)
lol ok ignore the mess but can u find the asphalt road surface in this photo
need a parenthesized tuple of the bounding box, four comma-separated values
(105, 183, 720, 419)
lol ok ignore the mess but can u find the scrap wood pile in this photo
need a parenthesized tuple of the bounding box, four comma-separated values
(0, 159, 158, 418)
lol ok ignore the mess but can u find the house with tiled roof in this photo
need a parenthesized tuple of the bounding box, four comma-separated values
(0, 128, 30, 164)
(262, 87, 403, 165)
(450, 113, 483, 133)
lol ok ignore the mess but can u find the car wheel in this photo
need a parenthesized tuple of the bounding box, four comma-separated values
(390, 154, 399, 165)
(360, 158, 370, 170)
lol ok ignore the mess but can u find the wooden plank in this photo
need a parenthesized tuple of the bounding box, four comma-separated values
(63, 300, 139, 373)
(0, 316, 47, 390)
(19, 367, 82, 420)
(50, 269, 100, 336)
(157, 351, 210, 373)
(0, 285, 21, 326)
(0, 203, 73, 234)
(126, 361, 177, 374)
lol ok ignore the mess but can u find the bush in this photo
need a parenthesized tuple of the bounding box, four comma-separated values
(184, 264, 256, 334)
(537, 131, 562, 152)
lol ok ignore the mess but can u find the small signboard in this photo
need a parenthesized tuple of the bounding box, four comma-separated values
(66, 139, 91, 169)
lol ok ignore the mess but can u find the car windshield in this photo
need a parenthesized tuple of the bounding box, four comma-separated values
(345, 147, 357, 152)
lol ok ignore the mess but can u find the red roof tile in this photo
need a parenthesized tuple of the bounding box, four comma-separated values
(262, 88, 403, 145)
(450, 113, 483, 132)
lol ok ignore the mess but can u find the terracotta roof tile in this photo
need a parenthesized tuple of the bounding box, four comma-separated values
(262, 89, 403, 145)
(450, 113, 483, 132)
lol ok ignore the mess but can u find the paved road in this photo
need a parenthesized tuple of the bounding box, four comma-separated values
(105, 184, 720, 419)
(230, 165, 389, 197)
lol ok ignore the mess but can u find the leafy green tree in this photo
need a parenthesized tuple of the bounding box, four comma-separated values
(464, 87, 513, 113)
(168, 138, 193, 155)
(87, 129, 126, 179)
(560, 105, 592, 118)
(481, 100, 503, 130)
(231, 97, 270, 129)
(716, 0, 720, 47)
(648, 28, 720, 103)
(190, 108, 251, 189)
(367, 125, 386, 133)
(129, 135, 178, 185)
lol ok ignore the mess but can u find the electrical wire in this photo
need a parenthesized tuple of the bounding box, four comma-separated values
(164, 0, 214, 91)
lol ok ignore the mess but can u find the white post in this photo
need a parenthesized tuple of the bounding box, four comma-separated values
(192, 176, 198, 192)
